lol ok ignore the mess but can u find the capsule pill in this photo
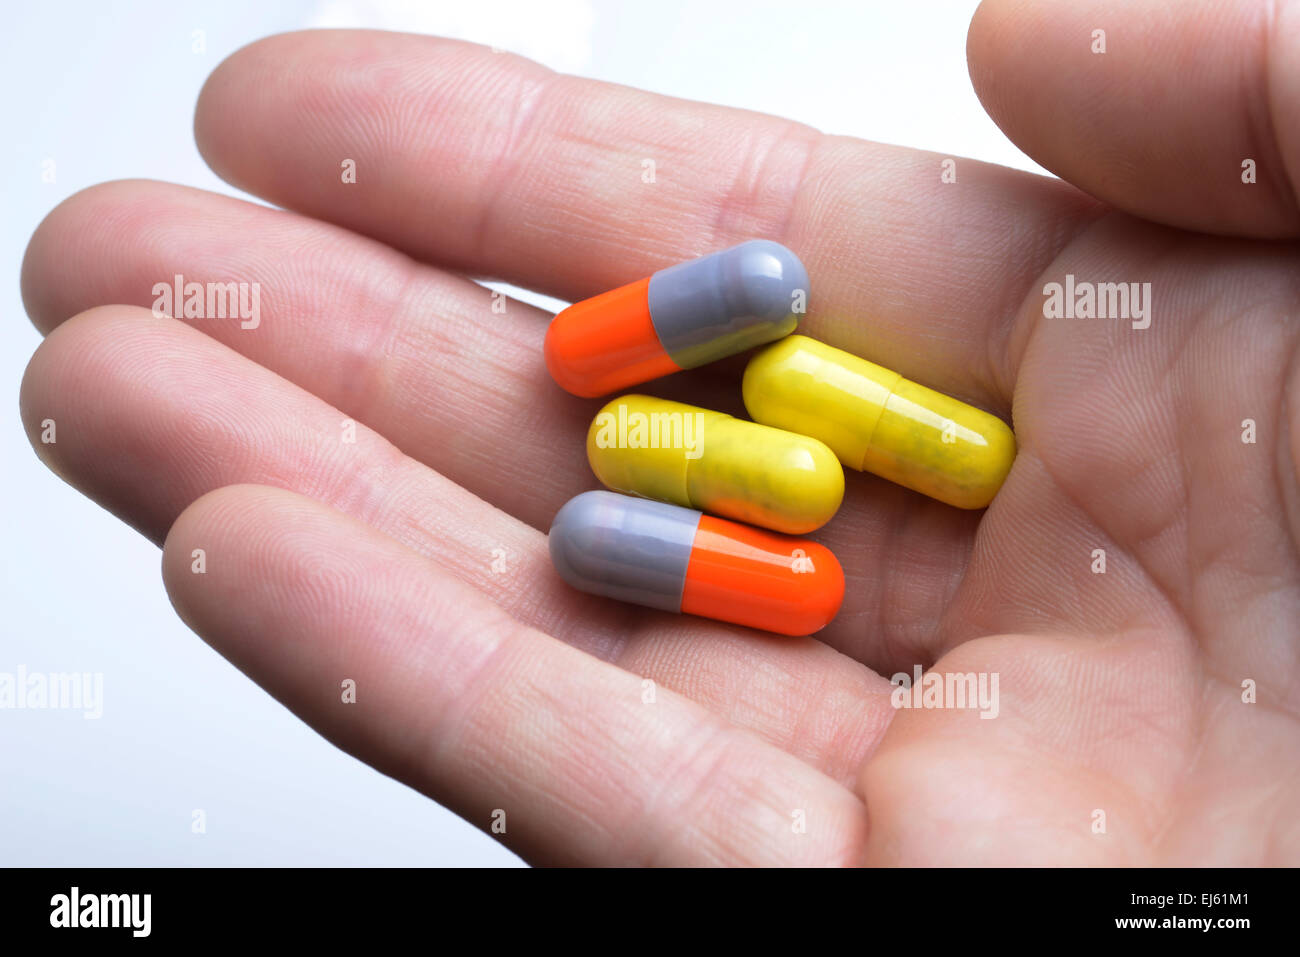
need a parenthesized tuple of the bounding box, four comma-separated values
(548, 490, 844, 636)
(544, 240, 808, 397)
(743, 335, 1016, 509)
(586, 394, 843, 534)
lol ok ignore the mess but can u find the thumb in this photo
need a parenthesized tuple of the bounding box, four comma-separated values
(967, 0, 1300, 237)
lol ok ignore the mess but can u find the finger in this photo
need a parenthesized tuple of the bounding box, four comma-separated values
(20, 178, 585, 531)
(21, 181, 979, 675)
(20, 306, 896, 783)
(194, 29, 1103, 410)
(162, 484, 869, 865)
(968, 0, 1300, 237)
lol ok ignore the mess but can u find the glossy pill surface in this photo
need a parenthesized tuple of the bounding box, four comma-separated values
(743, 335, 1016, 509)
(544, 240, 808, 397)
(586, 395, 843, 534)
(549, 491, 844, 636)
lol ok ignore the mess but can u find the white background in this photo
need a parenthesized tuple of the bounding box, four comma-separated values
(0, 0, 1046, 866)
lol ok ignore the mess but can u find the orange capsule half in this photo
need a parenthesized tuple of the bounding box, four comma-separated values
(549, 490, 844, 636)
(544, 240, 809, 397)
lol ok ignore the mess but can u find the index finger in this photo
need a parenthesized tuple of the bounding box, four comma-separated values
(194, 29, 1101, 411)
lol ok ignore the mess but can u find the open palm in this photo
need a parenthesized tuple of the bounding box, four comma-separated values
(21, 1, 1300, 864)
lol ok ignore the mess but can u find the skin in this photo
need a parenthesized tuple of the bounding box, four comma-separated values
(17, 0, 1300, 864)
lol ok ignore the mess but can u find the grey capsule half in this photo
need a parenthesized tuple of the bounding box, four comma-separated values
(647, 239, 809, 369)
(548, 490, 700, 612)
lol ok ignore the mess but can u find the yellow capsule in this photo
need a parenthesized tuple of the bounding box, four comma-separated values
(742, 335, 1016, 509)
(586, 394, 844, 534)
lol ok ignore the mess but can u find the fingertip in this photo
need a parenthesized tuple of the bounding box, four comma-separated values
(965, 4, 1012, 83)
(19, 305, 219, 541)
(25, 180, 188, 336)
(160, 484, 245, 624)
(20, 305, 133, 449)
(22, 183, 137, 333)
(161, 484, 351, 641)
(193, 35, 271, 187)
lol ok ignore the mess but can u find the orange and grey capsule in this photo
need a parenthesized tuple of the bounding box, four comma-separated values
(544, 240, 809, 398)
(549, 490, 844, 636)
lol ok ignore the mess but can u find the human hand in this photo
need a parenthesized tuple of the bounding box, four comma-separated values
(20, 1, 1300, 864)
